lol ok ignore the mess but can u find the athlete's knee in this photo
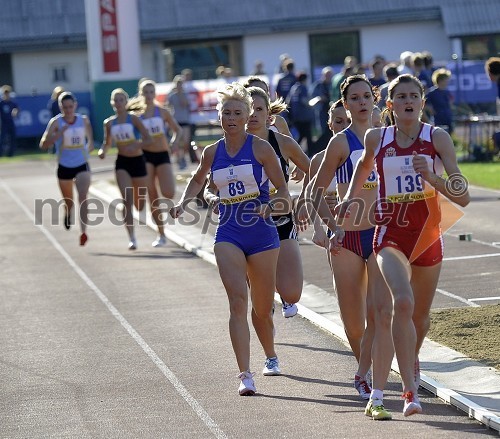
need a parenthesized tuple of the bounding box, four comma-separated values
(392, 294, 414, 319)
(228, 301, 247, 320)
(251, 300, 273, 321)
(343, 321, 366, 342)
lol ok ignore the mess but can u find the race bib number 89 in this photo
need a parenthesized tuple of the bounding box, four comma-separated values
(213, 164, 260, 204)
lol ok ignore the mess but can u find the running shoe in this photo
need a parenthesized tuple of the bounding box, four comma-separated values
(238, 371, 256, 396)
(402, 391, 422, 417)
(281, 300, 298, 318)
(354, 375, 372, 400)
(414, 357, 420, 388)
(79, 233, 88, 246)
(262, 357, 281, 376)
(365, 399, 392, 420)
(152, 235, 167, 247)
(128, 238, 137, 250)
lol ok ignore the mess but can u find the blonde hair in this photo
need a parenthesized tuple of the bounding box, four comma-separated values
(51, 86, 65, 100)
(216, 82, 252, 114)
(431, 68, 451, 86)
(111, 88, 129, 102)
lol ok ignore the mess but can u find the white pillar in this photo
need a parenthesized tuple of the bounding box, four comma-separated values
(84, 0, 142, 140)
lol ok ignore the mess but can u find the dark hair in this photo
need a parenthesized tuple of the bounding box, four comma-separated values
(383, 63, 399, 81)
(242, 76, 269, 93)
(340, 74, 379, 104)
(58, 91, 76, 105)
(486, 57, 500, 76)
(382, 74, 425, 125)
(328, 99, 344, 116)
(297, 72, 308, 82)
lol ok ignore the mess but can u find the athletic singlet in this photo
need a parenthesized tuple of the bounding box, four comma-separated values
(55, 114, 88, 168)
(110, 114, 140, 147)
(211, 134, 271, 225)
(336, 128, 377, 190)
(374, 123, 444, 230)
(267, 129, 289, 194)
(141, 107, 166, 138)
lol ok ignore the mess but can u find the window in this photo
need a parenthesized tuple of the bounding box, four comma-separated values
(52, 65, 68, 83)
(310, 32, 360, 80)
(462, 34, 500, 60)
(163, 39, 242, 81)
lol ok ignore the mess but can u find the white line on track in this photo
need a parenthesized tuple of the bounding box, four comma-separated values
(469, 296, 500, 302)
(443, 252, 500, 261)
(436, 288, 480, 307)
(2, 181, 227, 439)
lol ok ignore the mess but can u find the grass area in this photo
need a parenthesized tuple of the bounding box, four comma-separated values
(458, 161, 500, 190)
(0, 148, 54, 163)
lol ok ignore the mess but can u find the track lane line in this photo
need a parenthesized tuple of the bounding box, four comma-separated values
(2, 180, 227, 439)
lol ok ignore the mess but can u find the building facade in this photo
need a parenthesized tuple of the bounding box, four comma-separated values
(0, 0, 498, 138)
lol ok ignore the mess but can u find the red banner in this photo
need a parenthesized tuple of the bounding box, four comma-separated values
(100, 0, 120, 73)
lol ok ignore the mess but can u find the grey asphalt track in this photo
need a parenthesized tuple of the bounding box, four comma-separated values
(1, 156, 499, 438)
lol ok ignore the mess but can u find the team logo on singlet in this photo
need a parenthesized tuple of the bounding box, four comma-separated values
(384, 147, 396, 157)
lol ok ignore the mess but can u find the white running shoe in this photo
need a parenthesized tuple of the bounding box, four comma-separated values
(354, 375, 372, 400)
(402, 391, 422, 417)
(128, 238, 137, 250)
(281, 301, 298, 318)
(262, 357, 281, 376)
(152, 235, 167, 247)
(238, 371, 256, 396)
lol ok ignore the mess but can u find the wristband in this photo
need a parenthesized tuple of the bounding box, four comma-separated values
(268, 201, 276, 212)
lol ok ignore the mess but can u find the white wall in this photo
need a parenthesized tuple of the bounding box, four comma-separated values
(11, 21, 454, 96)
(13, 50, 90, 95)
(243, 32, 311, 87)
(361, 21, 452, 65)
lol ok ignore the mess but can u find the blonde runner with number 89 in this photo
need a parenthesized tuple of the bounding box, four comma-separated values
(170, 82, 291, 396)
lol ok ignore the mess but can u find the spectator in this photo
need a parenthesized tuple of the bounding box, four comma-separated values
(276, 59, 297, 125)
(422, 50, 436, 79)
(0, 85, 19, 157)
(377, 63, 399, 109)
(425, 68, 454, 134)
(216, 65, 226, 79)
(48, 86, 65, 118)
(168, 75, 192, 169)
(412, 52, 431, 90)
(275, 59, 297, 101)
(397, 51, 414, 75)
(251, 59, 266, 76)
(368, 59, 386, 88)
(331, 56, 358, 102)
(288, 72, 314, 156)
(180, 68, 198, 149)
(277, 53, 290, 73)
(485, 57, 500, 114)
(310, 66, 334, 136)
